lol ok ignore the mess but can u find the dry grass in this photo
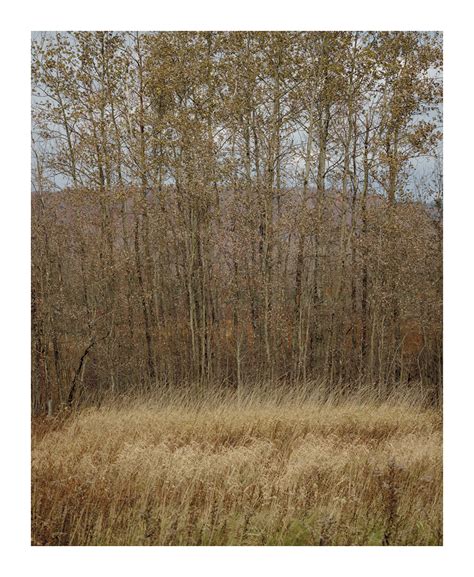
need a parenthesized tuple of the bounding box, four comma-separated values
(32, 393, 442, 546)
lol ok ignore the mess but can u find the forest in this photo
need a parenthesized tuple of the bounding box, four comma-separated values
(31, 31, 442, 412)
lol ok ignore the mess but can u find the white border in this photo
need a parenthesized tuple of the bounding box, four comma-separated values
(2, 1, 473, 575)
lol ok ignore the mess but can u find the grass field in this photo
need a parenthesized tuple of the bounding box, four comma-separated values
(31, 391, 442, 546)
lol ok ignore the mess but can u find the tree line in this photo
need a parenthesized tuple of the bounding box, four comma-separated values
(31, 31, 443, 412)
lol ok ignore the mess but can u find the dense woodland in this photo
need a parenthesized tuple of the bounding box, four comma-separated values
(31, 31, 443, 413)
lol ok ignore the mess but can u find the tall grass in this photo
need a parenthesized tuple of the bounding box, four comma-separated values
(32, 384, 442, 546)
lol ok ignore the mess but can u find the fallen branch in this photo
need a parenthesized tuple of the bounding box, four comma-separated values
(66, 329, 111, 407)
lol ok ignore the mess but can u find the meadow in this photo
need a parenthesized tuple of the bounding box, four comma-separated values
(32, 386, 442, 546)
